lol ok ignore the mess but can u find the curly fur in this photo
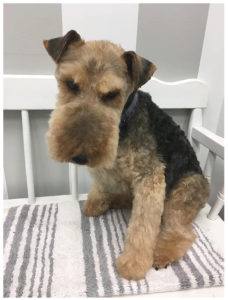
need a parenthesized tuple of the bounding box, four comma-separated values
(120, 91, 203, 195)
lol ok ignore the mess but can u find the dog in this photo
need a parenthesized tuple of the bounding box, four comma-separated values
(43, 30, 210, 281)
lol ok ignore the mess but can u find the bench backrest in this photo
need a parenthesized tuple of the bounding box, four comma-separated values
(4, 75, 208, 110)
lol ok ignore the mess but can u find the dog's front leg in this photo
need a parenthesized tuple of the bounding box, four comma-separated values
(116, 173, 165, 280)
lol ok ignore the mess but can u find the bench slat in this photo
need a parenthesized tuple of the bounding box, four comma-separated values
(192, 126, 224, 159)
(21, 110, 36, 204)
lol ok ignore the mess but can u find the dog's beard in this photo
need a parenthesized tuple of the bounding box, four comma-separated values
(87, 126, 119, 169)
(46, 126, 119, 168)
(46, 103, 120, 168)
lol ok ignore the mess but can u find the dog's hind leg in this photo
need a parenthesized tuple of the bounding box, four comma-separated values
(153, 173, 210, 269)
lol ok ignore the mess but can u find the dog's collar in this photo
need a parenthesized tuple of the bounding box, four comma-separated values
(119, 92, 139, 128)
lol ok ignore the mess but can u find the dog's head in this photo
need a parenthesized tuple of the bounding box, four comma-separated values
(44, 30, 156, 168)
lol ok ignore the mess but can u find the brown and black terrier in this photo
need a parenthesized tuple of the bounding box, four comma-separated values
(43, 30, 210, 281)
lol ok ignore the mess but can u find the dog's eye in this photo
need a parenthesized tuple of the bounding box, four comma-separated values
(102, 91, 119, 101)
(66, 80, 79, 93)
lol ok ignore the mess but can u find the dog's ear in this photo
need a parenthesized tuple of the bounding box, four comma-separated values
(122, 51, 156, 90)
(43, 30, 84, 63)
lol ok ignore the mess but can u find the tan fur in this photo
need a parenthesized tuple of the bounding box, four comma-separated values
(46, 40, 134, 169)
(44, 31, 210, 281)
(116, 163, 165, 280)
(153, 173, 210, 269)
(86, 138, 166, 280)
(46, 102, 120, 168)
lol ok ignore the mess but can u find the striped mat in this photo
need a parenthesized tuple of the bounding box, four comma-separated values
(3, 200, 224, 297)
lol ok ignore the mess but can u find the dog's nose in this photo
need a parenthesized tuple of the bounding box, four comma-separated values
(72, 154, 88, 165)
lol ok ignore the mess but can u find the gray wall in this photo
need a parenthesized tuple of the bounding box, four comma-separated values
(4, 3, 62, 75)
(137, 4, 209, 81)
(4, 4, 223, 206)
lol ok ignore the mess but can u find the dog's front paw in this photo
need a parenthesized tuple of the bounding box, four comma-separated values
(82, 199, 109, 217)
(153, 254, 173, 270)
(116, 250, 152, 281)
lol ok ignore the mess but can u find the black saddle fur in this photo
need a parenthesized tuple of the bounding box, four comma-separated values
(119, 90, 202, 195)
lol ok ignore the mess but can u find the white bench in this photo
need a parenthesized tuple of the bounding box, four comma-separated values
(3, 74, 224, 297)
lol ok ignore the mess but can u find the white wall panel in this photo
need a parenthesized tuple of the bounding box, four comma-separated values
(61, 4, 139, 50)
(197, 4, 224, 215)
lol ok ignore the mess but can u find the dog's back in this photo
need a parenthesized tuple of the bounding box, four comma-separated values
(119, 90, 202, 195)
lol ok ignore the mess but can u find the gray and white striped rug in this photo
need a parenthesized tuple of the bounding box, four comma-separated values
(3, 200, 224, 297)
